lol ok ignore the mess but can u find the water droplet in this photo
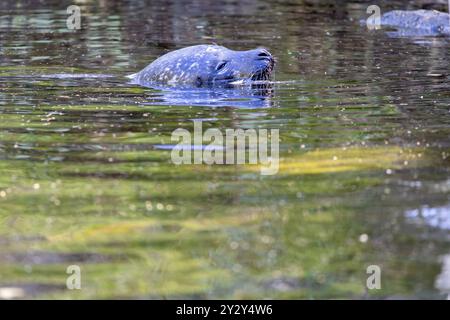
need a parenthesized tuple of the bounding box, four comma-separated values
(359, 234, 369, 243)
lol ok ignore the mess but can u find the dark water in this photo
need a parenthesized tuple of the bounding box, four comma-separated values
(0, 0, 449, 299)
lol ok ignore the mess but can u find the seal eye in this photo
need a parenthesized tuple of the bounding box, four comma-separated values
(216, 61, 227, 71)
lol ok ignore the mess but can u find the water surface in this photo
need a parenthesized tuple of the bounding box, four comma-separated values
(0, 0, 449, 299)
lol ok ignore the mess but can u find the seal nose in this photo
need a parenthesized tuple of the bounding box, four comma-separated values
(257, 49, 272, 59)
(255, 48, 274, 67)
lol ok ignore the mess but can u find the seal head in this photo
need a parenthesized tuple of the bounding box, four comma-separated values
(129, 45, 275, 87)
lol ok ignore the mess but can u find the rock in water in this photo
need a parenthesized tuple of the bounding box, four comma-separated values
(367, 9, 450, 36)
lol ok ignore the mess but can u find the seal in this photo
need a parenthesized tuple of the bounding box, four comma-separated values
(128, 44, 275, 87)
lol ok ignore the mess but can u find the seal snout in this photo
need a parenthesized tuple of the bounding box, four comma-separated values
(251, 48, 275, 81)
(255, 48, 275, 70)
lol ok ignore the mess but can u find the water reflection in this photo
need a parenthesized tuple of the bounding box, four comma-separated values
(138, 85, 275, 108)
(436, 255, 450, 299)
(406, 204, 450, 230)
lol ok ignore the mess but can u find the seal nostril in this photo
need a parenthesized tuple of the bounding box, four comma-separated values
(257, 48, 272, 56)
(256, 49, 273, 62)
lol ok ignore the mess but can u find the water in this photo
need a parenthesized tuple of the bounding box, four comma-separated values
(0, 0, 449, 299)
